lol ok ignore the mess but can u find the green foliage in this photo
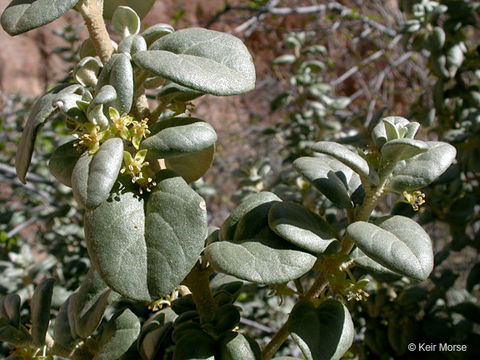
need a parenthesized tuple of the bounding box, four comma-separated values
(0, 1, 477, 360)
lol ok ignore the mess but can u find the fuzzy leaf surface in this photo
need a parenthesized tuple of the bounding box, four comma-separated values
(387, 141, 456, 192)
(1, 0, 79, 35)
(311, 142, 373, 182)
(219, 192, 281, 241)
(288, 300, 354, 360)
(72, 138, 124, 210)
(165, 144, 215, 184)
(48, 140, 81, 187)
(205, 232, 316, 284)
(84, 184, 150, 301)
(15, 84, 77, 183)
(268, 202, 339, 253)
(347, 216, 433, 281)
(73, 268, 112, 339)
(381, 138, 429, 162)
(144, 170, 207, 297)
(93, 308, 140, 360)
(219, 332, 260, 360)
(293, 155, 363, 209)
(133, 28, 256, 96)
(141, 118, 217, 159)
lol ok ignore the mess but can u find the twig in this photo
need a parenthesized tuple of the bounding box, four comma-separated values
(76, 0, 113, 64)
(210, 2, 397, 37)
(240, 317, 275, 334)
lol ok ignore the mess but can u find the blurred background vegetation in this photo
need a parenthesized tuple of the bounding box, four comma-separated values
(0, 0, 479, 358)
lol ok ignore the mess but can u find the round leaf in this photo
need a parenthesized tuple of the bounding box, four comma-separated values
(72, 138, 124, 210)
(144, 170, 207, 297)
(268, 202, 339, 254)
(219, 192, 281, 241)
(1, 0, 80, 36)
(312, 142, 376, 184)
(84, 183, 150, 301)
(165, 145, 215, 184)
(288, 300, 354, 360)
(141, 118, 217, 159)
(73, 268, 112, 339)
(219, 332, 260, 360)
(48, 140, 81, 187)
(347, 216, 433, 281)
(103, 0, 155, 20)
(112, 6, 140, 38)
(205, 231, 316, 285)
(380, 138, 429, 162)
(142, 23, 175, 47)
(94, 308, 140, 360)
(386, 141, 457, 193)
(293, 155, 363, 209)
(133, 28, 256, 96)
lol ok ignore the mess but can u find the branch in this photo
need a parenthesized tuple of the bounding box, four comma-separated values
(76, 0, 113, 64)
(209, 2, 397, 37)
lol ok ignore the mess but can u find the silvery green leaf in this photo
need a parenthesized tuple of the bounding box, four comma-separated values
(72, 138, 124, 210)
(112, 6, 141, 38)
(165, 144, 215, 184)
(103, 0, 155, 20)
(347, 216, 433, 281)
(1, 0, 80, 36)
(141, 118, 217, 159)
(84, 184, 150, 301)
(118, 34, 147, 56)
(96, 54, 134, 115)
(219, 332, 261, 360)
(15, 84, 79, 184)
(233, 198, 281, 242)
(386, 141, 456, 192)
(156, 82, 204, 102)
(74, 57, 103, 88)
(85, 171, 207, 301)
(288, 300, 354, 360)
(93, 308, 140, 360)
(430, 27, 445, 50)
(293, 155, 363, 209)
(447, 44, 465, 69)
(144, 170, 207, 297)
(312, 142, 375, 183)
(133, 28, 256, 96)
(205, 231, 316, 285)
(272, 54, 296, 65)
(219, 192, 281, 241)
(268, 202, 339, 254)
(48, 141, 81, 187)
(73, 268, 112, 339)
(31, 278, 54, 347)
(349, 248, 398, 275)
(372, 116, 410, 148)
(381, 138, 429, 162)
(142, 23, 175, 47)
(138, 309, 175, 360)
(87, 103, 110, 129)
